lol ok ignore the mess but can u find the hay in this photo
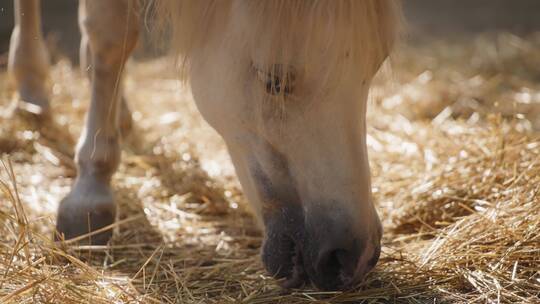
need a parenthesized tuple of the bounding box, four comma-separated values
(1, 32, 539, 303)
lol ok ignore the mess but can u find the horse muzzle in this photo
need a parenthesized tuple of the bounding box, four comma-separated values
(261, 204, 382, 290)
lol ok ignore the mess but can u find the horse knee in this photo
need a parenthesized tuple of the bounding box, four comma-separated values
(80, 0, 139, 69)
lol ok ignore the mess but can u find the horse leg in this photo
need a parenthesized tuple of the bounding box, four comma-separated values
(79, 8, 133, 137)
(8, 0, 50, 116)
(56, 0, 139, 244)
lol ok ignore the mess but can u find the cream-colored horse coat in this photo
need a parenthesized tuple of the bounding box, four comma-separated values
(9, 0, 400, 290)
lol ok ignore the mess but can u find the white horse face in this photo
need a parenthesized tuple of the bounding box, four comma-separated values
(188, 4, 387, 290)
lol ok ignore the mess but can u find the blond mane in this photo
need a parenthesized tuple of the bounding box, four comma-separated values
(148, 0, 402, 86)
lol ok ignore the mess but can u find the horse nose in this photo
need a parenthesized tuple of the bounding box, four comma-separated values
(316, 240, 380, 289)
(306, 213, 381, 290)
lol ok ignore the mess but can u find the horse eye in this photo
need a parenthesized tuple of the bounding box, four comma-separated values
(255, 64, 295, 97)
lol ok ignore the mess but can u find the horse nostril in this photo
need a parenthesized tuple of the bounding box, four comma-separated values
(309, 231, 383, 290)
(316, 248, 358, 286)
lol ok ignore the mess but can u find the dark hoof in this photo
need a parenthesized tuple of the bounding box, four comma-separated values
(55, 179, 116, 245)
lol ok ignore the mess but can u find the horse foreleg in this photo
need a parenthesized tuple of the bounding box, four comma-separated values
(8, 0, 50, 116)
(79, 9, 133, 137)
(56, 0, 139, 244)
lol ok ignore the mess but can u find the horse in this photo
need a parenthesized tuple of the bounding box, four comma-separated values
(7, 0, 401, 290)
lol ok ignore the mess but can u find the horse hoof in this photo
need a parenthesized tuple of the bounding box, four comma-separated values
(55, 178, 116, 245)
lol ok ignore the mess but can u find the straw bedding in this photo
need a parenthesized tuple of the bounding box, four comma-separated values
(0, 32, 539, 303)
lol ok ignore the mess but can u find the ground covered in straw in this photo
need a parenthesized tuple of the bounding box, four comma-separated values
(1, 32, 539, 303)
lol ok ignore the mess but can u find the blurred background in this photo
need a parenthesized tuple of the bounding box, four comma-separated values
(2, 0, 540, 62)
